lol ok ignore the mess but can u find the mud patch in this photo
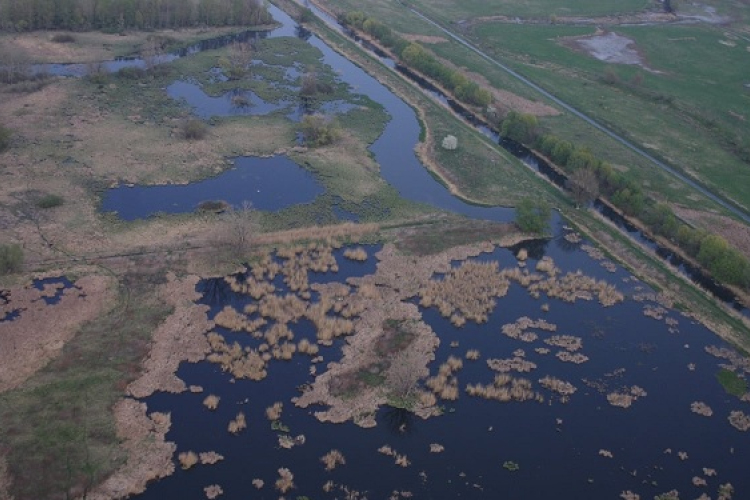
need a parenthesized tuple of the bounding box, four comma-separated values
(563, 31, 657, 71)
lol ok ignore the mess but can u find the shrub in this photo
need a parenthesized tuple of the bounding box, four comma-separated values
(515, 197, 550, 234)
(117, 67, 147, 80)
(50, 33, 76, 43)
(441, 135, 458, 150)
(300, 114, 340, 147)
(182, 119, 207, 140)
(0, 125, 11, 152)
(36, 194, 64, 209)
(0, 244, 23, 275)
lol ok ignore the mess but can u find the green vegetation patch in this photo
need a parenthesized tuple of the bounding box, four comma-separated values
(716, 369, 748, 398)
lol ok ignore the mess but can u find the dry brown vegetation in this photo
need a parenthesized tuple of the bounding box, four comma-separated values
(466, 375, 543, 403)
(266, 402, 283, 421)
(321, 449, 346, 471)
(178, 451, 199, 470)
(607, 386, 647, 408)
(0, 274, 115, 393)
(228, 412, 247, 434)
(203, 395, 220, 410)
(691, 401, 714, 417)
(204, 484, 223, 499)
(275, 468, 295, 493)
(728, 410, 750, 431)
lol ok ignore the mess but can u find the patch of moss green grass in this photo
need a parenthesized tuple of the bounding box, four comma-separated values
(716, 368, 749, 398)
(0, 265, 174, 500)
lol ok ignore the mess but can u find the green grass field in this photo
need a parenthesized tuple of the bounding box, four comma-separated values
(406, 0, 652, 20)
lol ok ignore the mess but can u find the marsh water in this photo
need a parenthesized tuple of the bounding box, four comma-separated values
(133, 228, 750, 499)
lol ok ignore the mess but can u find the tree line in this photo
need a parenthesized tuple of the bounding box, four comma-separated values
(0, 0, 271, 32)
(502, 111, 750, 290)
(340, 11, 491, 108)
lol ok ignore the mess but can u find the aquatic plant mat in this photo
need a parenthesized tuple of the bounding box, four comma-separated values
(116, 235, 749, 499)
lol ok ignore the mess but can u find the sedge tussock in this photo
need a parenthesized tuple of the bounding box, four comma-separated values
(204, 484, 223, 499)
(465, 349, 481, 360)
(199, 451, 224, 465)
(266, 401, 283, 421)
(203, 395, 220, 410)
(539, 376, 577, 397)
(690, 401, 713, 417)
(275, 468, 295, 493)
(544, 335, 583, 352)
(729, 410, 750, 431)
(321, 449, 346, 471)
(178, 451, 199, 469)
(228, 412, 247, 434)
(555, 351, 589, 364)
(252, 479, 264, 489)
(487, 357, 537, 373)
(466, 376, 540, 403)
(429, 443, 445, 453)
(343, 247, 368, 261)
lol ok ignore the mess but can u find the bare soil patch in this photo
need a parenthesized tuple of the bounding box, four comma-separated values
(561, 30, 657, 71)
(0, 274, 116, 393)
(400, 33, 448, 44)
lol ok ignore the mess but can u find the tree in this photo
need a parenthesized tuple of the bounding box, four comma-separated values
(566, 168, 599, 207)
(219, 201, 255, 259)
(385, 349, 426, 408)
(0, 243, 23, 275)
(300, 114, 340, 147)
(515, 197, 551, 234)
(441, 135, 458, 150)
(223, 41, 253, 80)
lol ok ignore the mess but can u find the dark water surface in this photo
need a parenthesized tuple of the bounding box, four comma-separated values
(134, 230, 750, 500)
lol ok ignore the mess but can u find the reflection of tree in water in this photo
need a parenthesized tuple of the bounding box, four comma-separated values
(296, 25, 312, 41)
(509, 238, 549, 261)
(554, 233, 580, 254)
(197, 269, 248, 309)
(380, 406, 416, 436)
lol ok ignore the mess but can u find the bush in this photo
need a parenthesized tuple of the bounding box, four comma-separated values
(50, 33, 76, 43)
(441, 135, 458, 150)
(0, 125, 11, 152)
(300, 114, 340, 147)
(515, 197, 551, 234)
(182, 119, 208, 140)
(117, 67, 148, 80)
(0, 244, 23, 275)
(36, 194, 64, 209)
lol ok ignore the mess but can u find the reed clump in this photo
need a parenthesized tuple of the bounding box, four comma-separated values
(619, 491, 640, 500)
(203, 395, 220, 410)
(539, 376, 577, 396)
(555, 351, 589, 364)
(425, 357, 464, 401)
(178, 451, 199, 469)
(487, 356, 537, 373)
(544, 335, 583, 352)
(206, 333, 268, 381)
(199, 452, 224, 465)
(526, 270, 624, 306)
(430, 443, 444, 453)
(466, 375, 542, 403)
(228, 412, 247, 434)
(204, 484, 223, 499)
(343, 247, 368, 261)
(466, 349, 480, 360)
(252, 479, 264, 489)
(213, 305, 247, 331)
(266, 402, 283, 421)
(378, 445, 410, 467)
(258, 294, 308, 324)
(321, 449, 346, 471)
(690, 401, 713, 417)
(728, 410, 750, 431)
(607, 386, 647, 408)
(599, 449, 613, 458)
(501, 317, 557, 343)
(297, 338, 320, 356)
(275, 468, 295, 493)
(418, 261, 510, 324)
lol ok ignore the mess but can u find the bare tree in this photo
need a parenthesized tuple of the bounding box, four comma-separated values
(566, 168, 600, 208)
(225, 41, 253, 80)
(385, 349, 426, 406)
(220, 201, 256, 259)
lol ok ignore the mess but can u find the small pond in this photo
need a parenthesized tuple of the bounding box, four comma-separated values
(101, 156, 323, 220)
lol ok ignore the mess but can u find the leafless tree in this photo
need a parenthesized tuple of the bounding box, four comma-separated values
(385, 349, 426, 404)
(219, 201, 256, 259)
(566, 168, 600, 207)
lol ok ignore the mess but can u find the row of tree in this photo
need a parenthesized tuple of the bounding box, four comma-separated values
(0, 0, 271, 32)
(340, 11, 492, 108)
(501, 111, 750, 290)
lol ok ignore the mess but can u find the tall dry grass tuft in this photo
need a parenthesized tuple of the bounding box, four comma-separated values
(203, 395, 220, 410)
(466, 376, 541, 403)
(266, 401, 283, 421)
(228, 412, 247, 434)
(321, 449, 346, 471)
(419, 260, 510, 324)
(178, 451, 199, 469)
(275, 468, 295, 493)
(343, 247, 368, 261)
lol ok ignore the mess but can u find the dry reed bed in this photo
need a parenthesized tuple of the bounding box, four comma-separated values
(378, 445, 411, 467)
(728, 410, 750, 431)
(86, 400, 176, 500)
(501, 316, 557, 344)
(466, 375, 543, 403)
(321, 450, 346, 471)
(539, 376, 577, 397)
(0, 274, 115, 393)
(294, 242, 502, 425)
(690, 401, 714, 417)
(203, 484, 222, 499)
(424, 356, 464, 401)
(606, 386, 647, 408)
(275, 468, 295, 493)
(486, 356, 537, 373)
